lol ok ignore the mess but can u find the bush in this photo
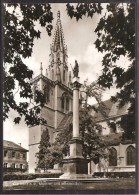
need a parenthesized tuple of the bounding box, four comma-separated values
(93, 172, 135, 178)
(3, 173, 63, 181)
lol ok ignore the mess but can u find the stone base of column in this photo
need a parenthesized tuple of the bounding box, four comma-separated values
(59, 157, 91, 179)
(59, 137, 91, 179)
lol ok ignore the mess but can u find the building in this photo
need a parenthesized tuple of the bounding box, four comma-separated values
(28, 11, 135, 174)
(90, 99, 135, 173)
(29, 11, 73, 173)
(3, 140, 28, 172)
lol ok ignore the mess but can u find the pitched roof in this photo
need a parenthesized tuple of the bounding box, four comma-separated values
(100, 133, 134, 146)
(90, 99, 129, 122)
(57, 112, 73, 131)
(3, 140, 28, 152)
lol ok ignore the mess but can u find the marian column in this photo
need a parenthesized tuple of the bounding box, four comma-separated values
(60, 61, 91, 179)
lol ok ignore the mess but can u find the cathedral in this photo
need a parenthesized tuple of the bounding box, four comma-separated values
(29, 11, 73, 173)
(28, 11, 135, 174)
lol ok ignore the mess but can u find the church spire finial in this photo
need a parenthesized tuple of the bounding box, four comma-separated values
(57, 10, 60, 18)
(40, 62, 43, 75)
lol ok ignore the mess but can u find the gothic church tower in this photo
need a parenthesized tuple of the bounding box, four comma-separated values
(28, 11, 73, 173)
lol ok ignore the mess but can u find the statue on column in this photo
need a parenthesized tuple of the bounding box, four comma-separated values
(73, 60, 79, 78)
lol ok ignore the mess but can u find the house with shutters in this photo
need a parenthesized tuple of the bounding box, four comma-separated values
(3, 140, 28, 172)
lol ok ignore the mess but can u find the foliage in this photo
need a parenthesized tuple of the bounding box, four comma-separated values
(36, 127, 53, 171)
(66, 3, 135, 139)
(3, 3, 53, 126)
(93, 172, 135, 178)
(51, 107, 107, 165)
(3, 173, 62, 181)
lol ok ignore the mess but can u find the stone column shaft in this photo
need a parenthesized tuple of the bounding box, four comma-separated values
(73, 88, 79, 137)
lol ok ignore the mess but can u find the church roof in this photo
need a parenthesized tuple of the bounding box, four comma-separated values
(90, 99, 129, 122)
(57, 99, 129, 131)
(100, 133, 134, 146)
(3, 140, 28, 152)
(57, 112, 73, 131)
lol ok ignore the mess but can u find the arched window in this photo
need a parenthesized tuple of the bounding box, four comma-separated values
(61, 93, 70, 112)
(109, 147, 117, 166)
(126, 145, 135, 165)
(66, 97, 69, 111)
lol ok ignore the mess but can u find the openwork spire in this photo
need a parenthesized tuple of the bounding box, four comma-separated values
(51, 10, 67, 52)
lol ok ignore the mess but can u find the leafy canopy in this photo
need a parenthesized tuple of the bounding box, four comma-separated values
(3, 3, 53, 126)
(67, 3, 135, 139)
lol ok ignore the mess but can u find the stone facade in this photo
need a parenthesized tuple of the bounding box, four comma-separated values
(89, 99, 135, 174)
(28, 11, 73, 173)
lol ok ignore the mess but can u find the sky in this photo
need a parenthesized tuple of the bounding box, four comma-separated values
(3, 3, 128, 152)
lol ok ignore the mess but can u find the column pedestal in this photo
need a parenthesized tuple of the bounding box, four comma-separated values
(59, 138, 91, 179)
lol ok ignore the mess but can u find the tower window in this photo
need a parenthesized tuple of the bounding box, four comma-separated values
(109, 147, 117, 166)
(66, 98, 69, 111)
(52, 69, 54, 80)
(126, 145, 135, 165)
(44, 84, 50, 104)
(61, 96, 64, 110)
(63, 69, 65, 82)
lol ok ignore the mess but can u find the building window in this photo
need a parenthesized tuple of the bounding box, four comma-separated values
(52, 69, 54, 80)
(8, 151, 12, 158)
(3, 163, 8, 168)
(126, 145, 135, 165)
(66, 98, 69, 111)
(12, 151, 15, 158)
(109, 147, 117, 166)
(16, 152, 20, 159)
(44, 84, 50, 104)
(4, 150, 7, 157)
(63, 69, 65, 82)
(20, 164, 23, 169)
(23, 153, 26, 160)
(11, 163, 15, 168)
(61, 96, 64, 110)
(61, 93, 70, 112)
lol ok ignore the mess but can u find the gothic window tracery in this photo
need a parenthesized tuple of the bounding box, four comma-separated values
(126, 145, 135, 165)
(109, 147, 117, 166)
(61, 92, 70, 112)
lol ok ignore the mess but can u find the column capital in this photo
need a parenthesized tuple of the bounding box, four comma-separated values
(72, 77, 82, 90)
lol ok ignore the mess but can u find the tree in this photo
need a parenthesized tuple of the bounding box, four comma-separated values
(50, 106, 107, 166)
(3, 3, 53, 126)
(36, 127, 53, 172)
(66, 3, 135, 139)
